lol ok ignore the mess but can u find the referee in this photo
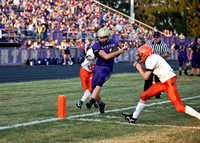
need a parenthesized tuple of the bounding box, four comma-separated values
(145, 31, 170, 99)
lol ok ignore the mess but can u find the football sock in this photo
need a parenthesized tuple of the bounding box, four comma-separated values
(179, 71, 182, 75)
(184, 70, 188, 75)
(133, 102, 145, 119)
(81, 89, 91, 102)
(89, 98, 96, 105)
(185, 106, 200, 120)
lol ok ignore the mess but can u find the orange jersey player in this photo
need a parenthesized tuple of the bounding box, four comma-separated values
(76, 48, 98, 109)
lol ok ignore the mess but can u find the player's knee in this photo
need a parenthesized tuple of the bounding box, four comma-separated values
(140, 92, 148, 101)
(174, 101, 186, 113)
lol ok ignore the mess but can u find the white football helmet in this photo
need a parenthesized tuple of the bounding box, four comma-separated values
(97, 28, 111, 44)
(179, 35, 185, 43)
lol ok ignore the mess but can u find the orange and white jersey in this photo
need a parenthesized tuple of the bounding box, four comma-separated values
(145, 54, 176, 83)
(81, 48, 97, 72)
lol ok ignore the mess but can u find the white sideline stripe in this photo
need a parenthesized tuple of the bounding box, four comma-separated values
(0, 95, 200, 130)
(75, 118, 200, 130)
(0, 118, 60, 130)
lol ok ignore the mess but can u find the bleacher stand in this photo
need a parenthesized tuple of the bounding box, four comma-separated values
(0, 0, 195, 66)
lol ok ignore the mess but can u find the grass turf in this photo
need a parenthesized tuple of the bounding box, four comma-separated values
(0, 71, 200, 143)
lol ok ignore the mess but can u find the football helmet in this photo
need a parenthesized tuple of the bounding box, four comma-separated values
(179, 35, 185, 44)
(137, 45, 153, 63)
(97, 28, 111, 44)
(185, 60, 191, 68)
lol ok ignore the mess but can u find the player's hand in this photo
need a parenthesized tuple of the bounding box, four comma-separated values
(133, 62, 138, 67)
(118, 47, 123, 54)
(122, 45, 128, 50)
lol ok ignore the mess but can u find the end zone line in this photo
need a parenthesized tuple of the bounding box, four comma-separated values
(0, 95, 200, 131)
(75, 118, 200, 130)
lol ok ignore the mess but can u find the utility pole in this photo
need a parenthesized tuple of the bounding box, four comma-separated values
(130, 0, 134, 19)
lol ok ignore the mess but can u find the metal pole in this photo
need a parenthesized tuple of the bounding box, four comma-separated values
(130, 0, 134, 19)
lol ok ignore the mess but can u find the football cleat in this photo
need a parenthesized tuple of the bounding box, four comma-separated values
(121, 112, 137, 124)
(155, 94, 162, 99)
(155, 92, 163, 99)
(94, 101, 99, 109)
(99, 101, 105, 113)
(76, 101, 83, 109)
(184, 71, 188, 75)
(86, 102, 92, 109)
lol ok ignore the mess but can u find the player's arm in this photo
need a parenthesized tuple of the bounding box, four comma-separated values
(189, 49, 194, 61)
(86, 48, 96, 61)
(186, 44, 190, 60)
(171, 43, 179, 55)
(162, 53, 170, 58)
(98, 47, 123, 60)
(133, 62, 152, 80)
(86, 56, 95, 61)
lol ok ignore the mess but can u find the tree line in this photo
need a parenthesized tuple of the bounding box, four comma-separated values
(98, 0, 200, 37)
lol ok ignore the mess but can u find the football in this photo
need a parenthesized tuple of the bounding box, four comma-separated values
(111, 47, 119, 53)
(110, 47, 121, 57)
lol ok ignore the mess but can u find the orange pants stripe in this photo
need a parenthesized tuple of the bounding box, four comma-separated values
(80, 67, 93, 93)
(140, 77, 186, 113)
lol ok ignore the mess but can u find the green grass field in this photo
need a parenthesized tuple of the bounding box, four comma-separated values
(0, 71, 200, 143)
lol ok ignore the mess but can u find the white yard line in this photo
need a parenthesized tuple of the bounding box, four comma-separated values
(0, 95, 200, 131)
(75, 118, 200, 130)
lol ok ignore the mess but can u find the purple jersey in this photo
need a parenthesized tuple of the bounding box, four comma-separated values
(190, 42, 200, 68)
(92, 39, 119, 69)
(174, 42, 189, 67)
(91, 39, 119, 90)
(191, 42, 200, 57)
(174, 42, 188, 56)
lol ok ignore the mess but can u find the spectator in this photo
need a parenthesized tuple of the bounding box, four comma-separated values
(20, 40, 27, 49)
(68, 39, 75, 49)
(60, 39, 73, 65)
(27, 40, 32, 49)
(42, 19, 48, 41)
(29, 41, 40, 50)
(35, 21, 46, 42)
(40, 40, 47, 49)
(27, 22, 35, 36)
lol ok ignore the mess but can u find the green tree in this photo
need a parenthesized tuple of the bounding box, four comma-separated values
(98, 0, 130, 15)
(187, 0, 200, 37)
(97, 0, 199, 37)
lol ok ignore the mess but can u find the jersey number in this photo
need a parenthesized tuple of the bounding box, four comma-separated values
(87, 64, 95, 71)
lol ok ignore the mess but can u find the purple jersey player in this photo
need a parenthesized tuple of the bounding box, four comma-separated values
(86, 27, 125, 113)
(189, 37, 200, 76)
(172, 35, 189, 75)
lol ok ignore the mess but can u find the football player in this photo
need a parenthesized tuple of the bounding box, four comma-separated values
(86, 27, 125, 113)
(76, 43, 99, 109)
(122, 45, 200, 123)
(189, 37, 200, 76)
(171, 35, 190, 75)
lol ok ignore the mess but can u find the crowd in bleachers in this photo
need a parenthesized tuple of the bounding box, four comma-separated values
(0, 0, 179, 50)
